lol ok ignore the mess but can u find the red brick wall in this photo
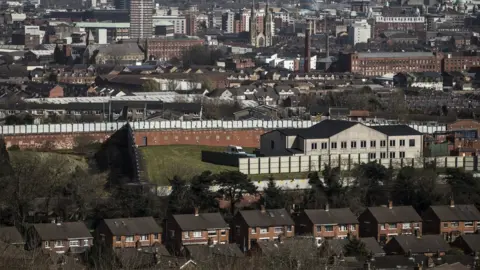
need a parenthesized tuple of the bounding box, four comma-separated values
(3, 129, 267, 150)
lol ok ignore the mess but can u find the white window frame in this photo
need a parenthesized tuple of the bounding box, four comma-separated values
(339, 225, 348, 232)
(287, 226, 292, 232)
(260, 227, 268, 234)
(83, 239, 89, 246)
(380, 224, 386, 230)
(140, 234, 148, 241)
(250, 227, 256, 234)
(465, 221, 474, 227)
(69, 240, 79, 247)
(208, 230, 217, 237)
(274, 227, 283, 233)
(402, 223, 411, 229)
(350, 225, 356, 231)
(193, 231, 202, 238)
(54, 240, 63, 247)
(44, 241, 50, 248)
(125, 236, 134, 242)
(184, 232, 189, 238)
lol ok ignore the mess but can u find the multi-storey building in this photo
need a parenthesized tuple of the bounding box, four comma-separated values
(166, 208, 230, 253)
(374, 16, 426, 37)
(443, 52, 480, 72)
(152, 15, 187, 34)
(294, 206, 359, 245)
(96, 217, 162, 249)
(422, 200, 480, 242)
(130, 0, 153, 38)
(222, 11, 235, 33)
(144, 36, 204, 61)
(233, 206, 295, 251)
(340, 52, 443, 77)
(358, 202, 422, 244)
(348, 20, 371, 45)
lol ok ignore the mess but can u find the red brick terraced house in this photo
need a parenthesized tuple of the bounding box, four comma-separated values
(27, 222, 93, 254)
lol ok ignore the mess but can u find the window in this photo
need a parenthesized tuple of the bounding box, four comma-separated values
(260, 227, 268, 234)
(331, 142, 337, 149)
(221, 230, 227, 235)
(321, 142, 327, 149)
(140, 235, 148, 241)
(351, 141, 357, 148)
(325, 225, 333, 232)
(360, 140, 367, 148)
(153, 233, 159, 240)
(339, 225, 347, 231)
(380, 140, 386, 147)
(350, 225, 356, 231)
(193, 231, 202, 238)
(390, 152, 396, 158)
(389, 140, 396, 147)
(341, 141, 347, 149)
(69, 240, 79, 247)
(84, 239, 89, 246)
(402, 223, 411, 229)
(54, 240, 63, 247)
(443, 222, 449, 228)
(270, 140, 275, 149)
(311, 143, 317, 150)
(44, 241, 50, 248)
(316, 225, 322, 232)
(380, 152, 386, 158)
(465, 221, 473, 227)
(389, 223, 397, 229)
(208, 231, 217, 237)
(274, 227, 283, 233)
(370, 140, 376, 148)
(409, 139, 415, 147)
(287, 226, 292, 232)
(251, 228, 256, 234)
(126, 236, 134, 242)
(400, 139, 405, 147)
(451, 222, 459, 227)
(115, 236, 121, 242)
(380, 224, 386, 230)
(369, 153, 376, 159)
(399, 152, 405, 158)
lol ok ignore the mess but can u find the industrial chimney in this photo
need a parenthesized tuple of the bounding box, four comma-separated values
(304, 19, 311, 73)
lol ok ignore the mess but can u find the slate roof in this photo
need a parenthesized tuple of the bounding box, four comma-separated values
(388, 235, 450, 254)
(103, 217, 162, 235)
(172, 213, 229, 231)
(303, 208, 358, 225)
(329, 237, 385, 256)
(429, 204, 480, 221)
(454, 234, 480, 252)
(239, 209, 294, 227)
(185, 244, 245, 260)
(277, 120, 358, 139)
(0, 227, 24, 244)
(370, 125, 423, 136)
(33, 222, 92, 240)
(366, 206, 422, 223)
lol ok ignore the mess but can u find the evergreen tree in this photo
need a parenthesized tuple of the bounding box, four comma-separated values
(214, 171, 257, 216)
(190, 171, 218, 212)
(259, 176, 287, 209)
(344, 237, 369, 257)
(167, 176, 193, 214)
(53, 44, 65, 64)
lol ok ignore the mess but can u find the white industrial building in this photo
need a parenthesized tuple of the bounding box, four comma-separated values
(348, 20, 371, 45)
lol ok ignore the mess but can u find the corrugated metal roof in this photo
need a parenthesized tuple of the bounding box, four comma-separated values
(357, 52, 435, 58)
(74, 22, 130, 28)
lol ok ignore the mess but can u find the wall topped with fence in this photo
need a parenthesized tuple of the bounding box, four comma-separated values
(0, 120, 447, 136)
(238, 154, 477, 175)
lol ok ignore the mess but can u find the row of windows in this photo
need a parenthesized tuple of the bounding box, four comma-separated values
(369, 152, 406, 159)
(115, 234, 160, 242)
(45, 239, 89, 248)
(250, 226, 293, 234)
(311, 139, 416, 150)
(316, 224, 356, 232)
(443, 221, 480, 228)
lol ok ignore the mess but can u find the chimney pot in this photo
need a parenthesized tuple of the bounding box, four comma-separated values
(388, 200, 393, 209)
(325, 203, 330, 211)
(194, 207, 199, 216)
(261, 205, 266, 213)
(450, 198, 455, 208)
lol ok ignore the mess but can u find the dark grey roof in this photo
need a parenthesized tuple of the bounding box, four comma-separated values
(256, 238, 317, 256)
(370, 125, 423, 136)
(33, 222, 92, 240)
(173, 213, 229, 231)
(429, 204, 480, 221)
(0, 227, 24, 244)
(277, 120, 358, 139)
(388, 235, 450, 254)
(367, 206, 422, 223)
(303, 208, 358, 225)
(454, 234, 480, 252)
(329, 237, 385, 256)
(239, 209, 294, 227)
(103, 217, 161, 235)
(185, 244, 244, 260)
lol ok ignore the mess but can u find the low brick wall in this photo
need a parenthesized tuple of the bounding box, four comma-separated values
(2, 129, 267, 149)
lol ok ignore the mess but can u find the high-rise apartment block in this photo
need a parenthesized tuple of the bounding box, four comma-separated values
(130, 0, 153, 38)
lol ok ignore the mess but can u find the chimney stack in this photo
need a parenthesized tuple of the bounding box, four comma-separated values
(325, 14, 329, 58)
(388, 200, 393, 209)
(261, 205, 266, 213)
(304, 19, 311, 73)
(194, 207, 199, 216)
(450, 198, 455, 208)
(325, 203, 330, 212)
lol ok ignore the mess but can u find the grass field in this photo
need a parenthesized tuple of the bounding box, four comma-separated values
(139, 145, 310, 185)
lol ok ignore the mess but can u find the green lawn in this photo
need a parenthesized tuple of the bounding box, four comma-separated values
(139, 145, 312, 185)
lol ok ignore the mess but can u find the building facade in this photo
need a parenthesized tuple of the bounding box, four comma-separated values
(348, 20, 371, 45)
(249, 1, 274, 47)
(130, 0, 153, 38)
